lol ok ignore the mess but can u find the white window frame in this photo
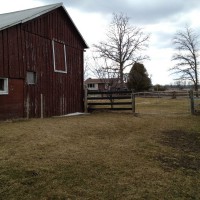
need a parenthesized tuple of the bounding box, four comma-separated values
(0, 78, 8, 95)
(88, 83, 95, 89)
(52, 39, 67, 74)
(26, 71, 37, 85)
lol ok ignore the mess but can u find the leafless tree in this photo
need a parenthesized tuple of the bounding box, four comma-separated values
(93, 13, 150, 85)
(84, 55, 92, 80)
(91, 57, 120, 90)
(171, 26, 199, 95)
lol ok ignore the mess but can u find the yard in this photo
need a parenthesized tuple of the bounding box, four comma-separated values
(88, 96, 191, 114)
(0, 99, 200, 199)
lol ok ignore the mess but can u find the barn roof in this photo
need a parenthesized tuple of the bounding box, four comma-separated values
(0, 3, 88, 48)
(85, 78, 120, 84)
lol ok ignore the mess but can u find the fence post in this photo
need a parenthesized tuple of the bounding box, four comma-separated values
(172, 91, 176, 99)
(131, 92, 135, 114)
(41, 93, 44, 119)
(189, 90, 194, 115)
(84, 85, 88, 113)
(26, 93, 30, 119)
(110, 93, 113, 109)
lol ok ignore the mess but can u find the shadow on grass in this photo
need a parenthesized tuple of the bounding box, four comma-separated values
(155, 130, 200, 172)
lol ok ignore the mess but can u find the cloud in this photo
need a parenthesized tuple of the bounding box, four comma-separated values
(42, 0, 200, 24)
(36, 0, 200, 84)
(0, 0, 43, 13)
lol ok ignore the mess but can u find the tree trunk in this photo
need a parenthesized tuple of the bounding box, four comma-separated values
(194, 56, 199, 97)
(194, 82, 199, 97)
(119, 63, 124, 87)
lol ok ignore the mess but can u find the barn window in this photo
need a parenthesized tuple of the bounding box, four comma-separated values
(52, 40, 67, 73)
(0, 78, 8, 95)
(26, 71, 36, 85)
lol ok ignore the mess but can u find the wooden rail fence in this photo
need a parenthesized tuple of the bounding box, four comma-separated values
(84, 89, 200, 115)
(84, 90, 135, 113)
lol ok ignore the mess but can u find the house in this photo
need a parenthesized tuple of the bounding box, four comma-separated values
(0, 3, 88, 120)
(85, 78, 126, 91)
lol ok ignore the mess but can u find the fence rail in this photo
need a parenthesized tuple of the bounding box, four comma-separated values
(84, 89, 199, 115)
(86, 90, 135, 112)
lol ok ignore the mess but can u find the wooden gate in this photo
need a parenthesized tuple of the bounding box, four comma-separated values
(85, 90, 135, 113)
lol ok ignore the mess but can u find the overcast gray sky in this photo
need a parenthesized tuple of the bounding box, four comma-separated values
(1, 0, 200, 84)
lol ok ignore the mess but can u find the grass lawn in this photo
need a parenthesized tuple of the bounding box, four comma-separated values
(88, 97, 190, 114)
(136, 97, 190, 114)
(0, 101, 200, 199)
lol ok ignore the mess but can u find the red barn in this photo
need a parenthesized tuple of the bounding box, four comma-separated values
(0, 3, 88, 120)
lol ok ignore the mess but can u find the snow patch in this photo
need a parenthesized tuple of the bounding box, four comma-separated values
(54, 112, 90, 118)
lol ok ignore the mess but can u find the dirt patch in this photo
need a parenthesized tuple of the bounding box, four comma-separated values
(155, 130, 200, 172)
(155, 154, 200, 172)
(160, 130, 200, 153)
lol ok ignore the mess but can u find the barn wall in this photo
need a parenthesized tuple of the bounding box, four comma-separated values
(21, 8, 85, 118)
(0, 79, 24, 119)
(0, 26, 25, 79)
(0, 7, 85, 119)
(22, 7, 85, 50)
(0, 26, 26, 120)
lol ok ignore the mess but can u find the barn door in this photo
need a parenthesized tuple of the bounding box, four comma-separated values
(0, 79, 24, 120)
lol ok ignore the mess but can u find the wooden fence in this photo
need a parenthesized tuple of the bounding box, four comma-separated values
(85, 90, 135, 113)
(84, 89, 200, 115)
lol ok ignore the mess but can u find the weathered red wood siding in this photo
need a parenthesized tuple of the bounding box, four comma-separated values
(0, 7, 86, 119)
(0, 79, 24, 119)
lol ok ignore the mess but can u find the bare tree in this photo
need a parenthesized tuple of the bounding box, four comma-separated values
(91, 57, 120, 90)
(171, 26, 199, 95)
(93, 13, 150, 85)
(84, 56, 90, 80)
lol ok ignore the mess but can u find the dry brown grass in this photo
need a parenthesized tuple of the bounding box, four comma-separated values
(88, 97, 190, 115)
(136, 97, 190, 114)
(0, 107, 200, 199)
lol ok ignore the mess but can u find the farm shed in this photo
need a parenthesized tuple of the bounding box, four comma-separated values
(0, 3, 88, 120)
